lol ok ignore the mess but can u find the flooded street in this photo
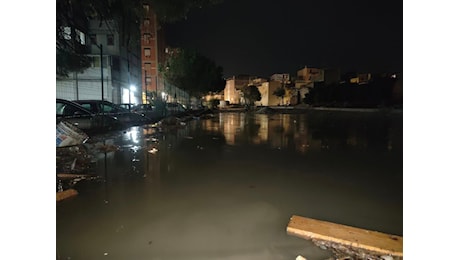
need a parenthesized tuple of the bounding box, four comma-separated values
(56, 111, 403, 260)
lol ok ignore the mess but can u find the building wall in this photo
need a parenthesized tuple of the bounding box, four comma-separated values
(224, 76, 252, 104)
(255, 81, 283, 106)
(56, 59, 115, 102)
(57, 17, 141, 104)
(270, 73, 290, 83)
(295, 66, 324, 88)
(141, 3, 160, 102)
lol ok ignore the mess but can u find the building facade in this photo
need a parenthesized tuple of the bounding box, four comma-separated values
(295, 66, 324, 89)
(56, 19, 142, 105)
(223, 75, 254, 105)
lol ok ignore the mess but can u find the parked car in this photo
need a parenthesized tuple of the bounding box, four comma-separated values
(166, 102, 187, 116)
(56, 99, 122, 133)
(131, 104, 161, 122)
(72, 100, 149, 127)
(119, 103, 135, 111)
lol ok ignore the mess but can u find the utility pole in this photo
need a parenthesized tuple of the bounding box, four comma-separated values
(100, 44, 104, 101)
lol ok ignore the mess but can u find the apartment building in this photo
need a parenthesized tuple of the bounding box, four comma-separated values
(56, 19, 142, 104)
(140, 2, 161, 103)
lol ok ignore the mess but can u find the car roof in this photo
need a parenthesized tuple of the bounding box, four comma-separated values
(57, 99, 94, 114)
(73, 99, 111, 103)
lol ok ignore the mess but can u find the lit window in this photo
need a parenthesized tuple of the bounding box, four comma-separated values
(107, 34, 114, 46)
(144, 19, 150, 26)
(144, 48, 151, 57)
(146, 77, 152, 85)
(75, 29, 85, 45)
(62, 27, 71, 40)
(145, 63, 151, 70)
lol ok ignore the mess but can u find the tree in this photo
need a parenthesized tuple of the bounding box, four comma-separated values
(242, 85, 261, 107)
(273, 87, 286, 105)
(160, 48, 226, 97)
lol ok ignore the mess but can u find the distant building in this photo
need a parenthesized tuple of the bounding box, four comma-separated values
(350, 73, 372, 85)
(270, 73, 290, 83)
(255, 81, 284, 106)
(295, 66, 324, 89)
(223, 75, 254, 104)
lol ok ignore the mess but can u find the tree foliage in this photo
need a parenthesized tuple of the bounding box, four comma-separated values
(273, 87, 286, 98)
(160, 48, 226, 97)
(242, 85, 261, 106)
(273, 87, 286, 105)
(303, 76, 400, 108)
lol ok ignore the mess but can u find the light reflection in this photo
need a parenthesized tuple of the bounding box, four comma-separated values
(200, 112, 400, 154)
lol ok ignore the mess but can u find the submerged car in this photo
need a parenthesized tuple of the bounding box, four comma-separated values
(166, 102, 187, 116)
(131, 104, 161, 122)
(72, 99, 149, 127)
(56, 99, 122, 133)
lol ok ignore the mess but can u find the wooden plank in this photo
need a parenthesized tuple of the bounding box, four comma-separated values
(286, 215, 403, 257)
(56, 189, 78, 202)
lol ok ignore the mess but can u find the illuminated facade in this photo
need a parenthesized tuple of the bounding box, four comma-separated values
(223, 76, 253, 104)
(56, 19, 142, 105)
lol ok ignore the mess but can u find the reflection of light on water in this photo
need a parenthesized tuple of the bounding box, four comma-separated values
(129, 145, 142, 153)
(127, 128, 140, 143)
(145, 137, 159, 143)
(148, 147, 158, 154)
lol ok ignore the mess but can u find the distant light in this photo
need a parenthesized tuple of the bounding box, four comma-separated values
(130, 84, 136, 92)
(391, 74, 397, 78)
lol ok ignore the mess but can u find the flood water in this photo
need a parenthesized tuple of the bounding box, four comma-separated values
(56, 110, 403, 260)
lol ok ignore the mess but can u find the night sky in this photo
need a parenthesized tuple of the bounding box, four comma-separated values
(163, 0, 402, 78)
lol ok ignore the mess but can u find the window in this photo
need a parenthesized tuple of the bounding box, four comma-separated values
(102, 104, 117, 113)
(75, 29, 85, 45)
(144, 19, 150, 26)
(62, 27, 71, 40)
(144, 63, 151, 71)
(146, 77, 152, 85)
(107, 34, 114, 46)
(143, 33, 151, 43)
(144, 48, 151, 58)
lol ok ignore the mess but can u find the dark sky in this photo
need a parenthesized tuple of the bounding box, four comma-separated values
(163, 0, 402, 78)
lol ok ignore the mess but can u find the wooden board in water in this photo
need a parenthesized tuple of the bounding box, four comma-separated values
(286, 215, 402, 257)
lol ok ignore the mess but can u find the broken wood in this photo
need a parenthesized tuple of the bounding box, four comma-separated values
(56, 189, 78, 202)
(286, 215, 402, 259)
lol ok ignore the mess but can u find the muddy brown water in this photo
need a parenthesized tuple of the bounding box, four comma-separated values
(56, 111, 403, 260)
